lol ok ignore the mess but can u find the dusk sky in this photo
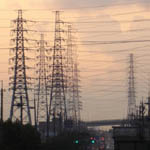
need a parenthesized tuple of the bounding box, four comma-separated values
(1, 0, 150, 124)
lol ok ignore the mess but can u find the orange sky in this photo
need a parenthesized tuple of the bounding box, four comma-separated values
(0, 0, 150, 123)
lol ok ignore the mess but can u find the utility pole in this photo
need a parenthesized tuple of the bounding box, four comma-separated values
(0, 80, 3, 122)
(146, 79, 150, 117)
(147, 95, 150, 117)
(128, 54, 136, 120)
(20, 95, 23, 124)
(9, 10, 31, 124)
(34, 95, 37, 129)
(49, 11, 67, 135)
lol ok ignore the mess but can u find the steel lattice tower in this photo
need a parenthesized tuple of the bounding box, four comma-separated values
(73, 63, 82, 124)
(72, 41, 82, 126)
(66, 25, 74, 120)
(128, 53, 136, 119)
(9, 10, 31, 124)
(36, 34, 49, 128)
(49, 11, 67, 134)
(66, 25, 82, 127)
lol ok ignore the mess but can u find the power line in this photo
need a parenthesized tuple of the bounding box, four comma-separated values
(76, 40, 150, 45)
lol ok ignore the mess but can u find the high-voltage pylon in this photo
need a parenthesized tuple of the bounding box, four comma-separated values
(35, 34, 49, 132)
(73, 63, 82, 125)
(66, 25, 82, 128)
(49, 11, 67, 134)
(72, 38, 82, 126)
(128, 53, 136, 119)
(66, 25, 74, 120)
(9, 10, 31, 124)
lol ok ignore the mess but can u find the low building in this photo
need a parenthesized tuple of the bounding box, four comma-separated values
(113, 126, 150, 150)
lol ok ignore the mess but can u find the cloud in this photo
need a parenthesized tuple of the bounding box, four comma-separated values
(2, 0, 150, 10)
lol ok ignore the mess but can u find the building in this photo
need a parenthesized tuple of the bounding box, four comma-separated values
(113, 127, 150, 150)
(113, 99, 150, 150)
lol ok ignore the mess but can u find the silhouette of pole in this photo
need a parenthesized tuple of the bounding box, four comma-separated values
(20, 95, 23, 124)
(34, 96, 37, 129)
(147, 81, 150, 117)
(1, 80, 3, 122)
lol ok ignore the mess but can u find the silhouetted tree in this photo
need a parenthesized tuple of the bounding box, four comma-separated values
(0, 120, 41, 150)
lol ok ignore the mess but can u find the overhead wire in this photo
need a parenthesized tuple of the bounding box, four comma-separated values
(0, 5, 149, 118)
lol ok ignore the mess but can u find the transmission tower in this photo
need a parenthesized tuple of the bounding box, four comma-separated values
(35, 34, 49, 133)
(9, 10, 31, 124)
(73, 63, 82, 125)
(128, 53, 136, 120)
(49, 11, 67, 134)
(66, 25, 82, 128)
(66, 25, 74, 120)
(72, 40, 82, 126)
